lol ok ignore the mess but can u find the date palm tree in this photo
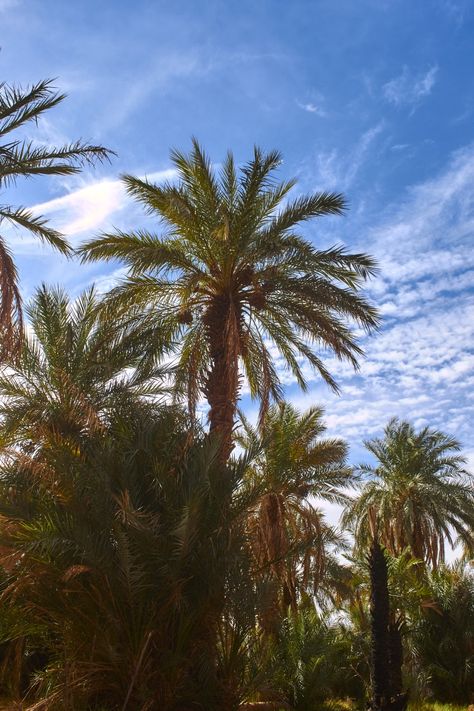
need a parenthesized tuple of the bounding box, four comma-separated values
(343, 418, 474, 568)
(238, 403, 351, 618)
(0, 78, 110, 359)
(0, 284, 168, 450)
(79, 140, 379, 461)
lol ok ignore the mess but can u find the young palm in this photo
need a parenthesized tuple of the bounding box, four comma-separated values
(0, 284, 168, 450)
(238, 403, 351, 614)
(343, 418, 474, 567)
(0, 78, 110, 358)
(79, 140, 379, 461)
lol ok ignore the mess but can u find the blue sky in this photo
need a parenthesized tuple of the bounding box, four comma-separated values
(2, 0, 474, 517)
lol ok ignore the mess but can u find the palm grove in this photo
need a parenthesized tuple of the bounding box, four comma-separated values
(0, 79, 472, 711)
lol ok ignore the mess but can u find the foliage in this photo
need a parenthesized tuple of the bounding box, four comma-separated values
(268, 608, 365, 711)
(0, 398, 270, 710)
(0, 79, 110, 359)
(0, 284, 170, 450)
(343, 419, 474, 567)
(238, 403, 350, 618)
(410, 565, 474, 704)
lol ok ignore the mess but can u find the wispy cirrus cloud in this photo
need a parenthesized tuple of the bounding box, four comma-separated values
(297, 101, 327, 117)
(383, 65, 438, 108)
(310, 121, 384, 191)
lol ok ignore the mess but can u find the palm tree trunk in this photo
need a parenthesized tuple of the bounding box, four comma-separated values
(388, 619, 403, 697)
(369, 538, 391, 711)
(204, 297, 240, 463)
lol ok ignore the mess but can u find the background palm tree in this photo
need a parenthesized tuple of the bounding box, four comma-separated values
(0, 284, 168, 450)
(238, 403, 350, 620)
(79, 140, 379, 461)
(343, 418, 474, 567)
(0, 78, 110, 359)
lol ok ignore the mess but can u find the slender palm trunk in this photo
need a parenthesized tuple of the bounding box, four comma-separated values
(369, 538, 391, 710)
(388, 619, 404, 698)
(204, 296, 240, 463)
(368, 539, 408, 711)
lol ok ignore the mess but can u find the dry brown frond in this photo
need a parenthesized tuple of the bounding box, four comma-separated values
(0, 236, 22, 361)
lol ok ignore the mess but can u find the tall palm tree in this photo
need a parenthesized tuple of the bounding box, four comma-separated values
(79, 140, 379, 461)
(0, 284, 168, 450)
(343, 418, 474, 568)
(238, 403, 351, 617)
(0, 78, 110, 359)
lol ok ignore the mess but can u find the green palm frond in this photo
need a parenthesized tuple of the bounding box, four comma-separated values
(0, 77, 112, 360)
(343, 418, 474, 567)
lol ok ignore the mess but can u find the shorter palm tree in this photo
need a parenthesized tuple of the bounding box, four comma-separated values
(0, 78, 111, 358)
(343, 418, 474, 568)
(0, 397, 269, 710)
(238, 403, 351, 616)
(0, 284, 168, 450)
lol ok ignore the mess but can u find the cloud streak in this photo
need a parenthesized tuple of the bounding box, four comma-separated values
(383, 65, 438, 108)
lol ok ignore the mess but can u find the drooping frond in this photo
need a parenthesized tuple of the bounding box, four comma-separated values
(0, 235, 22, 361)
(0, 77, 112, 359)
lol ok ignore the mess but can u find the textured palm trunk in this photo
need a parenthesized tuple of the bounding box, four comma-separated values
(388, 620, 404, 698)
(204, 296, 240, 463)
(368, 539, 408, 711)
(369, 538, 391, 711)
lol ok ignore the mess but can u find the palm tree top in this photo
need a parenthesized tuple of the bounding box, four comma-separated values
(0, 284, 168, 448)
(238, 402, 352, 503)
(344, 417, 474, 567)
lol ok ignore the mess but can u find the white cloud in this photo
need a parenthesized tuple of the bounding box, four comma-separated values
(383, 65, 438, 108)
(297, 101, 327, 117)
(23, 168, 177, 245)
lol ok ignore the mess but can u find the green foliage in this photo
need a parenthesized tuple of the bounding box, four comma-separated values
(343, 418, 474, 567)
(0, 398, 268, 709)
(238, 403, 351, 616)
(410, 566, 474, 704)
(0, 284, 170, 450)
(269, 608, 365, 710)
(0, 78, 111, 359)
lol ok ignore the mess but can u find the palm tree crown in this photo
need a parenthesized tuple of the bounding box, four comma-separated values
(238, 403, 350, 612)
(343, 418, 474, 567)
(0, 78, 111, 359)
(80, 140, 379, 460)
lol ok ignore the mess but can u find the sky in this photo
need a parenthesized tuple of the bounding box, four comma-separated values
(1, 0, 474, 538)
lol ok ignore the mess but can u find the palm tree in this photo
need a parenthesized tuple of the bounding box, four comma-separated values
(0, 284, 168, 450)
(79, 140, 379, 461)
(343, 418, 474, 568)
(0, 78, 110, 359)
(238, 403, 351, 617)
(0, 394, 268, 710)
